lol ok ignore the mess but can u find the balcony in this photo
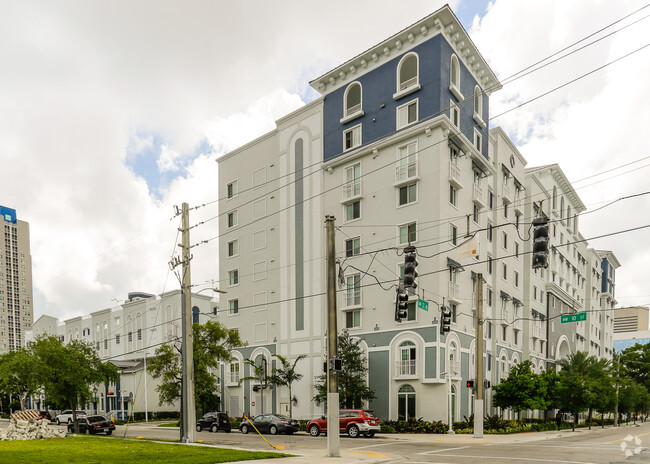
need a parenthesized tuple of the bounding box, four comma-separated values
(395, 160, 418, 185)
(341, 180, 362, 202)
(532, 325, 540, 339)
(395, 360, 417, 377)
(448, 282, 461, 303)
(513, 317, 522, 331)
(502, 183, 512, 203)
(472, 184, 486, 207)
(501, 309, 510, 325)
(514, 196, 524, 215)
(447, 360, 461, 377)
(449, 163, 462, 188)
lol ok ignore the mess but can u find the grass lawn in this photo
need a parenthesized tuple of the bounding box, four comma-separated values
(0, 436, 290, 463)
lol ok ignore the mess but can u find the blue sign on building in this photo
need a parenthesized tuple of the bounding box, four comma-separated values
(0, 205, 17, 224)
(613, 338, 650, 352)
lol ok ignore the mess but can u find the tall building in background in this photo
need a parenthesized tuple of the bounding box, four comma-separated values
(0, 205, 34, 352)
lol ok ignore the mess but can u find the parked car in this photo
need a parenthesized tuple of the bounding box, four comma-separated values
(306, 409, 380, 438)
(36, 410, 52, 421)
(239, 414, 300, 435)
(67, 415, 116, 435)
(196, 411, 231, 433)
(55, 410, 87, 425)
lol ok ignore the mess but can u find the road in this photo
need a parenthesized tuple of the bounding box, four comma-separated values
(5, 419, 650, 463)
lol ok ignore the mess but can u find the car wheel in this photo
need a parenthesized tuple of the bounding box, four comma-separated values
(364, 432, 375, 438)
(309, 424, 320, 437)
(211, 424, 218, 433)
(347, 424, 360, 438)
(269, 425, 278, 435)
(56, 418, 61, 426)
(106, 431, 112, 436)
(241, 424, 249, 434)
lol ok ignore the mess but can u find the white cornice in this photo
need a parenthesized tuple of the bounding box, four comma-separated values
(310, 5, 501, 97)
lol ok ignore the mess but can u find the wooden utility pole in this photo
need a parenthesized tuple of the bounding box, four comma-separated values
(474, 273, 484, 438)
(180, 202, 196, 443)
(325, 216, 340, 457)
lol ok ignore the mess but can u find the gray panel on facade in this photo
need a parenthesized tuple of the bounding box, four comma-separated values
(295, 138, 304, 331)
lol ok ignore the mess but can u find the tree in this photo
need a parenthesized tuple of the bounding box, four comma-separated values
(31, 335, 119, 432)
(268, 354, 306, 418)
(313, 330, 375, 409)
(0, 348, 42, 410)
(557, 351, 597, 431)
(493, 361, 548, 417)
(620, 342, 650, 391)
(584, 357, 614, 429)
(147, 320, 241, 437)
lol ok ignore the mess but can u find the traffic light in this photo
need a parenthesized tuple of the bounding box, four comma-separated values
(466, 380, 475, 388)
(395, 289, 409, 322)
(403, 245, 418, 290)
(532, 217, 549, 270)
(440, 306, 451, 334)
(484, 379, 491, 389)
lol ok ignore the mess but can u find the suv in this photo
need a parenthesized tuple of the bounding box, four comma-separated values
(196, 412, 231, 433)
(55, 410, 87, 425)
(307, 409, 380, 438)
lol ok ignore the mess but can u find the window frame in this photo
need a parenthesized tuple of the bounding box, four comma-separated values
(345, 237, 361, 257)
(228, 239, 239, 258)
(395, 52, 420, 97)
(227, 180, 238, 199)
(345, 199, 361, 223)
(341, 81, 363, 123)
(343, 124, 362, 151)
(398, 221, 417, 245)
(396, 99, 419, 130)
(449, 54, 463, 100)
(398, 182, 417, 207)
(227, 210, 238, 229)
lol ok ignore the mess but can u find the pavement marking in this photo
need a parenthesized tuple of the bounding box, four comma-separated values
(136, 435, 144, 439)
(606, 430, 650, 443)
(345, 450, 387, 458)
(349, 442, 399, 450)
(419, 446, 470, 454)
(427, 454, 598, 464)
(433, 439, 489, 443)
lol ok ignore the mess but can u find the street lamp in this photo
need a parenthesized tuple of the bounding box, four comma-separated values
(93, 387, 98, 415)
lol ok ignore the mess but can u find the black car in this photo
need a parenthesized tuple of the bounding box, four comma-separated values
(239, 414, 299, 435)
(196, 412, 231, 433)
(67, 415, 116, 435)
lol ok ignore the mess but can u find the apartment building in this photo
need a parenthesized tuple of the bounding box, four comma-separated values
(25, 290, 215, 419)
(217, 5, 618, 422)
(0, 205, 34, 353)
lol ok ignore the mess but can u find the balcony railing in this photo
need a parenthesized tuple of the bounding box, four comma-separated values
(472, 184, 485, 206)
(342, 180, 362, 201)
(395, 160, 418, 183)
(532, 325, 540, 339)
(344, 290, 361, 307)
(229, 372, 240, 384)
(501, 309, 510, 325)
(395, 360, 417, 377)
(448, 282, 460, 302)
(502, 184, 512, 203)
(399, 77, 418, 91)
(449, 163, 461, 186)
(514, 196, 524, 214)
(345, 103, 362, 116)
(447, 360, 460, 377)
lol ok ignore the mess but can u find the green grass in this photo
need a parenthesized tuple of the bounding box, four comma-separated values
(0, 436, 290, 463)
(157, 421, 180, 427)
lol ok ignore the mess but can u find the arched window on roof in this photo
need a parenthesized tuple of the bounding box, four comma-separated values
(344, 82, 362, 118)
(474, 86, 482, 117)
(449, 54, 462, 99)
(398, 53, 418, 92)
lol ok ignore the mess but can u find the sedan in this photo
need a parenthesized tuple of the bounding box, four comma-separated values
(67, 415, 116, 435)
(239, 414, 300, 435)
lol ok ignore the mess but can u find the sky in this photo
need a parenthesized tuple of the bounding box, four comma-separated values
(1, 0, 649, 323)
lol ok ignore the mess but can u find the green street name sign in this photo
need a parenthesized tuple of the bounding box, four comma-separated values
(561, 312, 587, 323)
(417, 299, 429, 311)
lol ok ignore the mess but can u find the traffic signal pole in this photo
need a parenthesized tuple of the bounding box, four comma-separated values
(325, 216, 340, 457)
(474, 273, 484, 438)
(180, 202, 196, 443)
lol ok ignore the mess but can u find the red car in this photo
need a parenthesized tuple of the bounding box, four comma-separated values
(306, 409, 380, 438)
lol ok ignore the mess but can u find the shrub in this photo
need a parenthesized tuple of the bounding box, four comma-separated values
(380, 423, 396, 434)
(484, 414, 507, 431)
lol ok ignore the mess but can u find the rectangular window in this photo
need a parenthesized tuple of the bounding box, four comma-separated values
(514, 330, 519, 345)
(488, 255, 493, 275)
(502, 326, 507, 342)
(227, 210, 238, 228)
(104, 339, 107, 350)
(450, 146, 458, 165)
(115, 334, 120, 345)
(449, 184, 457, 206)
(228, 269, 239, 286)
(345, 200, 361, 221)
(449, 267, 458, 283)
(228, 240, 239, 257)
(344, 125, 361, 150)
(229, 299, 239, 315)
(227, 180, 238, 199)
(398, 142, 417, 180)
(473, 204, 479, 223)
(399, 183, 417, 206)
(128, 331, 133, 342)
(406, 301, 416, 322)
(345, 163, 361, 198)
(488, 289, 493, 307)
(137, 328, 142, 341)
(399, 222, 417, 245)
(514, 271, 519, 288)
(487, 222, 493, 242)
(474, 129, 482, 152)
(502, 263, 507, 280)
(503, 201, 508, 218)
(515, 242, 519, 258)
(502, 232, 508, 250)
(450, 303, 458, 323)
(346, 310, 361, 329)
(346, 274, 361, 306)
(397, 100, 418, 129)
(450, 101, 460, 128)
(450, 224, 458, 245)
(533, 286, 538, 300)
(345, 237, 360, 257)
(489, 190, 494, 209)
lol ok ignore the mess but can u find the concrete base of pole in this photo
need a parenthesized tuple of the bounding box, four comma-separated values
(446, 429, 456, 434)
(326, 393, 340, 457)
(473, 399, 484, 438)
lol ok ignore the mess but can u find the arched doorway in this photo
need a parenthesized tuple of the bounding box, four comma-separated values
(398, 384, 416, 420)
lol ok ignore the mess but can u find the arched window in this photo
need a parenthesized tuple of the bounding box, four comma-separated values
(448, 341, 459, 375)
(567, 206, 572, 227)
(500, 355, 508, 379)
(399, 341, 416, 376)
(398, 384, 416, 420)
(450, 55, 461, 93)
(560, 197, 565, 220)
(552, 186, 557, 210)
(474, 86, 482, 117)
(398, 53, 418, 92)
(344, 82, 362, 118)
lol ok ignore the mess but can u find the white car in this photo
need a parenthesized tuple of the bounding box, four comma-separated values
(55, 410, 86, 425)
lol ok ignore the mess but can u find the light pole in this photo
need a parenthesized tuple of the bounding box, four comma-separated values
(93, 388, 98, 415)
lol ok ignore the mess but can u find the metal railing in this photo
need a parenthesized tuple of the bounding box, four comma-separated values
(399, 76, 418, 91)
(395, 160, 418, 182)
(345, 290, 361, 307)
(449, 163, 461, 184)
(395, 360, 417, 376)
(346, 103, 361, 116)
(342, 180, 362, 200)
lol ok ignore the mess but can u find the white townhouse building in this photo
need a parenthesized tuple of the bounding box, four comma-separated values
(215, 4, 618, 424)
(25, 290, 215, 419)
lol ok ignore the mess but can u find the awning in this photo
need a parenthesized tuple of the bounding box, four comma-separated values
(447, 257, 464, 271)
(513, 298, 523, 307)
(500, 290, 511, 301)
(472, 160, 489, 176)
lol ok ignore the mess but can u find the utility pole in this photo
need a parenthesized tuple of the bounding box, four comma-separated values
(179, 202, 196, 443)
(325, 216, 340, 457)
(474, 273, 484, 438)
(614, 353, 620, 427)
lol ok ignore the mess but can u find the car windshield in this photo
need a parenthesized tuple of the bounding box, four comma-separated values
(275, 415, 290, 420)
(363, 410, 377, 418)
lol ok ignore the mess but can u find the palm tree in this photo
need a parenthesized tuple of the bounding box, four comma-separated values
(269, 354, 306, 418)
